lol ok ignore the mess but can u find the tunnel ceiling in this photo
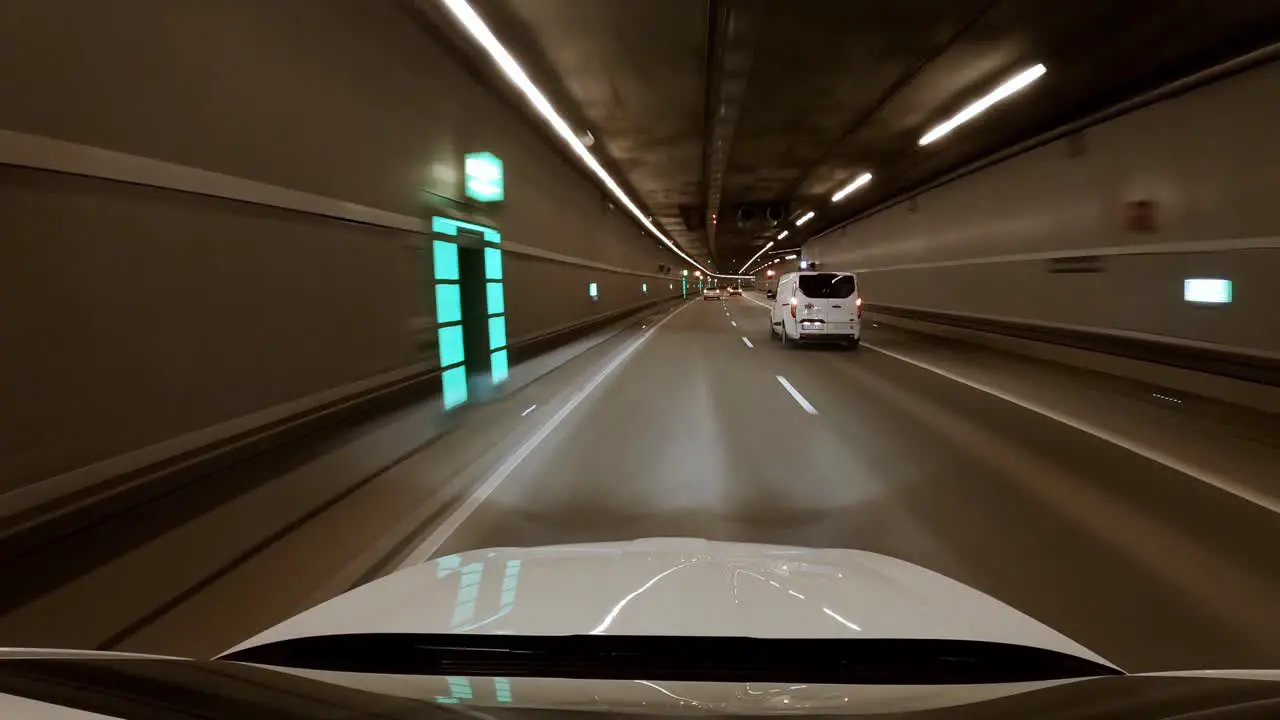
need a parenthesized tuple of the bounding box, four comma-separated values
(462, 0, 1280, 273)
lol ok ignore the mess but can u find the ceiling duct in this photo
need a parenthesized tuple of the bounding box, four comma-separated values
(732, 202, 787, 232)
(702, 0, 763, 264)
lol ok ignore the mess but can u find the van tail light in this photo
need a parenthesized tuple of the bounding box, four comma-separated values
(790, 296, 797, 318)
(856, 296, 863, 319)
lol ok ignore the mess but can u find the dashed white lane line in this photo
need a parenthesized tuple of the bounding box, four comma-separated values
(400, 300, 695, 566)
(731, 321, 737, 327)
(776, 375, 819, 415)
(742, 337, 754, 349)
(520, 404, 537, 416)
(743, 288, 1277, 513)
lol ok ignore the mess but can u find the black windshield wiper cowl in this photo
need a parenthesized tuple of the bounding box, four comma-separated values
(221, 634, 1121, 685)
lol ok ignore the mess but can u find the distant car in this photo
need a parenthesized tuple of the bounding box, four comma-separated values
(727, 286, 742, 296)
(702, 287, 721, 300)
(765, 288, 777, 299)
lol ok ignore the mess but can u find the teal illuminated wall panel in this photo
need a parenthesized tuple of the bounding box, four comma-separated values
(433, 216, 501, 243)
(484, 247, 503, 280)
(432, 216, 505, 391)
(490, 349, 508, 384)
(486, 282, 505, 315)
(438, 325, 465, 368)
(432, 235, 466, 409)
(435, 284, 462, 324)
(432, 240, 459, 281)
(441, 366, 468, 410)
(488, 316, 507, 350)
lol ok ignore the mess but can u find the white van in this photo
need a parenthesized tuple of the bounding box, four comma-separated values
(770, 271, 862, 348)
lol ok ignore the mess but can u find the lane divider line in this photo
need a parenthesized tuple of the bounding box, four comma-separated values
(731, 321, 737, 327)
(776, 375, 819, 415)
(520, 404, 537, 416)
(742, 337, 754, 349)
(400, 301, 695, 565)
(863, 343, 1280, 515)
(749, 288, 1277, 512)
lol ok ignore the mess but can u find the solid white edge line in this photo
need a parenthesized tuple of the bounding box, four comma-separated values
(399, 301, 694, 566)
(742, 337, 754, 349)
(747, 288, 1277, 513)
(776, 376, 819, 415)
(863, 343, 1280, 515)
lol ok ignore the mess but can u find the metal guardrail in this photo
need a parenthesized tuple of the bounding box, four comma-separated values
(867, 304, 1280, 387)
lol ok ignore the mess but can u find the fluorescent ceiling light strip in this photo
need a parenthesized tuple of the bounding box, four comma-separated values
(739, 241, 774, 273)
(778, 230, 789, 240)
(795, 211, 816, 226)
(831, 172, 873, 202)
(919, 63, 1047, 146)
(749, 256, 784, 275)
(441, 0, 752, 278)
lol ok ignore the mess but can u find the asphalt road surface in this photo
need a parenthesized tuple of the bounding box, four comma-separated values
(3, 294, 1278, 675)
(431, 293, 1280, 673)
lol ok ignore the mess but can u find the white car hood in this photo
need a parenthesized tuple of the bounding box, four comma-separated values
(224, 537, 1112, 668)
(11, 540, 1280, 718)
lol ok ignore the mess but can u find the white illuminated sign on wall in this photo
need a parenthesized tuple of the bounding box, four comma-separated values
(464, 151, 505, 202)
(1183, 278, 1232, 304)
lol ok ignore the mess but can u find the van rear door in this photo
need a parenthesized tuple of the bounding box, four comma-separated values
(796, 273, 857, 334)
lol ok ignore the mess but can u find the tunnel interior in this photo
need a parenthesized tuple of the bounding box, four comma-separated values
(1, 2, 1280, 714)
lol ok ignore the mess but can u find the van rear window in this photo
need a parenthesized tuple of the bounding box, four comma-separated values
(797, 273, 856, 299)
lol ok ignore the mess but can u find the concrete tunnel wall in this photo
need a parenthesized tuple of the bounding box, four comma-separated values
(805, 57, 1280, 357)
(0, 1, 686, 496)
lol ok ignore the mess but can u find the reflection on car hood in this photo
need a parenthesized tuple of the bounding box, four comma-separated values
(4, 539, 1280, 718)
(224, 537, 1111, 667)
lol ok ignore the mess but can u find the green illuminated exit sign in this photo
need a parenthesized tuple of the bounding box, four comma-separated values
(464, 151, 504, 203)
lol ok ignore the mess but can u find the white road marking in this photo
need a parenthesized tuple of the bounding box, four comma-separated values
(520, 404, 537, 416)
(749, 286, 1277, 513)
(864, 342, 1280, 516)
(401, 301, 694, 565)
(776, 375, 819, 415)
(742, 337, 754, 349)
(731, 321, 737, 327)
(744, 294, 772, 310)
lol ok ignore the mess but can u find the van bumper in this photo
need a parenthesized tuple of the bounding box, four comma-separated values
(797, 332, 860, 343)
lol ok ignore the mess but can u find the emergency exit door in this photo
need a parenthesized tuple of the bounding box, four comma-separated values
(429, 217, 507, 410)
